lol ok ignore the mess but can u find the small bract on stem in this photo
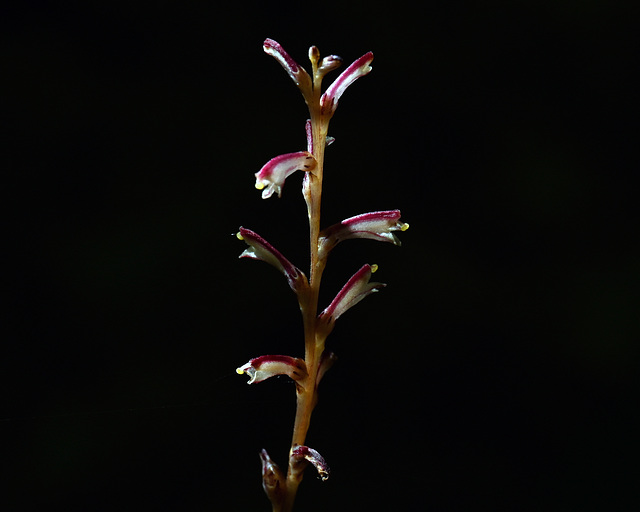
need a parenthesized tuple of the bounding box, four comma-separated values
(234, 39, 408, 512)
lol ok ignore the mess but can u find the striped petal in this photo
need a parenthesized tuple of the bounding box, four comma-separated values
(319, 210, 409, 259)
(319, 264, 385, 324)
(320, 52, 373, 116)
(263, 38, 312, 96)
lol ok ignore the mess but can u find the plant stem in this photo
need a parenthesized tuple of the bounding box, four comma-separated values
(278, 109, 329, 512)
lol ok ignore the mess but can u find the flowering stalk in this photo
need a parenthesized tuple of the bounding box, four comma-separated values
(235, 39, 408, 512)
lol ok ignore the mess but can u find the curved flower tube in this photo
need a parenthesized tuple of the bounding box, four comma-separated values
(255, 151, 316, 199)
(319, 210, 409, 260)
(263, 38, 312, 98)
(237, 227, 307, 293)
(320, 52, 374, 116)
(319, 264, 385, 325)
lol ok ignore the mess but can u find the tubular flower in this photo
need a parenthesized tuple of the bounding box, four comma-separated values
(319, 264, 385, 326)
(319, 210, 409, 259)
(290, 445, 330, 481)
(264, 38, 373, 118)
(255, 151, 316, 199)
(236, 355, 308, 385)
(320, 52, 374, 116)
(263, 38, 312, 99)
(237, 227, 307, 293)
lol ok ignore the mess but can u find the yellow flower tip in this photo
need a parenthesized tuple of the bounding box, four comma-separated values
(370, 264, 379, 273)
(400, 222, 410, 232)
(236, 232, 244, 241)
(236, 367, 245, 375)
(255, 181, 266, 190)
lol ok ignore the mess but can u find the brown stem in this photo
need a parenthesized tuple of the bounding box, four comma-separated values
(276, 103, 330, 512)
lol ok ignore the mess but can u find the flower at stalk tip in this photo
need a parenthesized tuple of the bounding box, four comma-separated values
(320, 51, 374, 116)
(263, 38, 312, 96)
(264, 38, 373, 118)
(290, 445, 330, 481)
(319, 264, 385, 325)
(255, 151, 316, 199)
(236, 355, 308, 384)
(237, 227, 307, 293)
(319, 210, 409, 259)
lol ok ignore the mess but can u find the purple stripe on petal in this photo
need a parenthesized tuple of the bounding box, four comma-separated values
(263, 38, 312, 94)
(319, 264, 385, 323)
(305, 120, 313, 153)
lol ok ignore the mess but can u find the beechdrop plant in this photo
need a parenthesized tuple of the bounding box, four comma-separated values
(235, 39, 408, 512)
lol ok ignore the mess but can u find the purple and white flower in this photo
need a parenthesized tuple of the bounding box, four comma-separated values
(319, 210, 409, 259)
(320, 52, 373, 116)
(237, 227, 307, 293)
(236, 355, 308, 385)
(264, 38, 373, 118)
(319, 264, 385, 325)
(255, 151, 316, 199)
(263, 38, 312, 95)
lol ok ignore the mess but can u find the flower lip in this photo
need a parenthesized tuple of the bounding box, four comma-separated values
(320, 51, 373, 116)
(255, 151, 316, 199)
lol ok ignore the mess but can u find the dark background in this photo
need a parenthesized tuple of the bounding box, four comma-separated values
(3, 1, 638, 510)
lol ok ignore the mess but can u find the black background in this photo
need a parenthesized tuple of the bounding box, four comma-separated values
(3, 2, 638, 511)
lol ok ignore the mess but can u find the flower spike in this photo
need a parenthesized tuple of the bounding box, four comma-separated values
(236, 355, 308, 385)
(263, 38, 312, 97)
(319, 210, 409, 259)
(237, 227, 307, 293)
(235, 40, 405, 510)
(319, 264, 385, 325)
(320, 52, 374, 116)
(255, 151, 316, 199)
